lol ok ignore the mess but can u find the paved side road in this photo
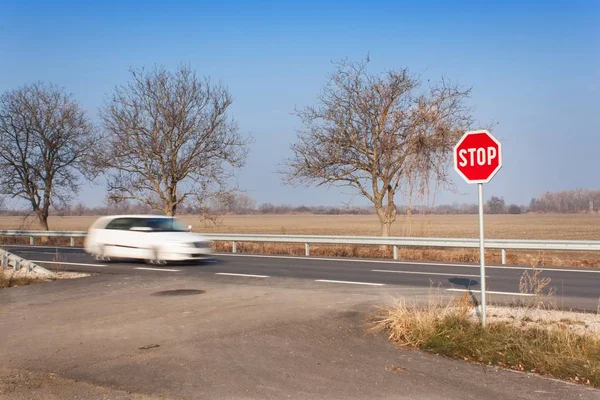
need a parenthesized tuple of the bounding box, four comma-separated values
(0, 273, 598, 400)
(6, 245, 600, 311)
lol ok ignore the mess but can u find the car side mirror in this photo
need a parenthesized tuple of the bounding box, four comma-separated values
(187, 225, 193, 232)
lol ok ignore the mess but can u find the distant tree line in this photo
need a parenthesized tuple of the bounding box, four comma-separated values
(1, 191, 599, 218)
(4, 190, 597, 217)
(528, 189, 600, 213)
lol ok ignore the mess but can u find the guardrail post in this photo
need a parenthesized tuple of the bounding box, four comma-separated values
(232, 241, 237, 253)
(393, 245, 398, 260)
(501, 249, 507, 265)
(1, 253, 6, 267)
(70, 237, 75, 247)
(30, 236, 34, 245)
(305, 243, 310, 256)
(14, 258, 20, 272)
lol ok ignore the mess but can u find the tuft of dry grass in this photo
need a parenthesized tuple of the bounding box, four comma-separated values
(515, 255, 557, 309)
(519, 266, 555, 304)
(371, 294, 600, 387)
(49, 248, 70, 273)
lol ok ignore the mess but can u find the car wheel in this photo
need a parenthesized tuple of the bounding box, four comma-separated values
(95, 244, 111, 262)
(146, 247, 166, 265)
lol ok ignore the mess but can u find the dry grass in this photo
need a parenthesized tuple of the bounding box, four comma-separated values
(0, 269, 47, 288)
(519, 264, 555, 307)
(370, 293, 600, 387)
(2, 213, 600, 267)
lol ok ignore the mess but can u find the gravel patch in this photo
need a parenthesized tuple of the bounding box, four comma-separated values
(485, 306, 600, 336)
(1, 267, 90, 285)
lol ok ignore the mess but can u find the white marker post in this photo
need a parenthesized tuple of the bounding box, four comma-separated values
(454, 130, 502, 327)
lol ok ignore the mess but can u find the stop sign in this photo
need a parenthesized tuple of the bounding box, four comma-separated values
(454, 130, 502, 184)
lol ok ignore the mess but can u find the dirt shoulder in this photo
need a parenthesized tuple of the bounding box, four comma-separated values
(0, 367, 165, 400)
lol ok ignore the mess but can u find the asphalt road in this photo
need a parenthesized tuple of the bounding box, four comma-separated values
(4, 267, 598, 400)
(6, 244, 600, 310)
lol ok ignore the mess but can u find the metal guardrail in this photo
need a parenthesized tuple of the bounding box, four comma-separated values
(1, 230, 599, 265)
(0, 230, 84, 247)
(0, 248, 53, 275)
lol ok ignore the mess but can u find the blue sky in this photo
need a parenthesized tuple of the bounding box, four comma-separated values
(1, 0, 599, 208)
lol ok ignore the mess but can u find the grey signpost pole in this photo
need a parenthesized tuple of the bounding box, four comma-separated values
(478, 182, 486, 327)
(454, 130, 502, 328)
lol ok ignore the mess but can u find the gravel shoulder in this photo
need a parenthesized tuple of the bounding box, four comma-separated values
(487, 305, 600, 336)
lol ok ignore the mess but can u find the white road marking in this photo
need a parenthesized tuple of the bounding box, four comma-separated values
(217, 253, 600, 274)
(8, 251, 69, 255)
(446, 288, 534, 297)
(135, 267, 181, 272)
(484, 266, 600, 274)
(315, 279, 385, 286)
(372, 269, 483, 278)
(215, 272, 269, 278)
(2, 245, 82, 250)
(31, 260, 107, 267)
(10, 246, 600, 274)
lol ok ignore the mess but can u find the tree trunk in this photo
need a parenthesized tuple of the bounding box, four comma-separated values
(165, 206, 175, 216)
(377, 199, 396, 253)
(38, 212, 50, 243)
(405, 197, 413, 236)
(381, 221, 391, 237)
(165, 188, 177, 216)
(39, 215, 49, 230)
(378, 219, 392, 254)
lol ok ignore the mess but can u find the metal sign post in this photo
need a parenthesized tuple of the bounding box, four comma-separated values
(477, 183, 486, 327)
(454, 130, 502, 327)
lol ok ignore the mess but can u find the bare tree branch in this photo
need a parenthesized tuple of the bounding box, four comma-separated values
(281, 57, 474, 236)
(98, 64, 251, 216)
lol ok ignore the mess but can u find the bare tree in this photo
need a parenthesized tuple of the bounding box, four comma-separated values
(486, 196, 506, 214)
(99, 65, 250, 216)
(282, 58, 473, 236)
(529, 189, 600, 213)
(207, 192, 257, 214)
(0, 82, 97, 230)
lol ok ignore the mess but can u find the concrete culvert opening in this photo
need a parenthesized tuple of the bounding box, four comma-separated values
(151, 289, 205, 296)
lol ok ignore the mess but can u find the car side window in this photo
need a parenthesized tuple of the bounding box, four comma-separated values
(130, 218, 148, 229)
(105, 218, 135, 230)
(145, 218, 167, 230)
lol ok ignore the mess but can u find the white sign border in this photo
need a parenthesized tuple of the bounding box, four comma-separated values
(453, 130, 503, 184)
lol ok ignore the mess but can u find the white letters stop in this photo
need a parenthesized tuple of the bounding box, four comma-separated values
(458, 147, 497, 167)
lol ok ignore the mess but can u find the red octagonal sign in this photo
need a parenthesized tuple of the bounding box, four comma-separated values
(454, 130, 502, 184)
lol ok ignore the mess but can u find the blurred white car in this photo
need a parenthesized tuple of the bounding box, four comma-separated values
(84, 215, 213, 264)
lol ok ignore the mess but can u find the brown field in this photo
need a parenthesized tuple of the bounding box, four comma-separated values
(1, 213, 599, 267)
(0, 213, 599, 240)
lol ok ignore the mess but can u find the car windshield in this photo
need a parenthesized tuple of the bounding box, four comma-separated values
(143, 218, 187, 232)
